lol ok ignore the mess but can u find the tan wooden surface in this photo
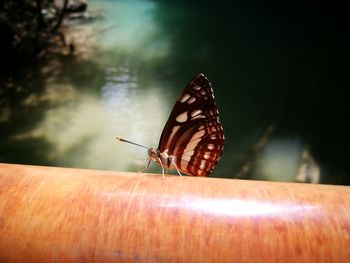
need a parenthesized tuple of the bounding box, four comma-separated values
(0, 163, 349, 263)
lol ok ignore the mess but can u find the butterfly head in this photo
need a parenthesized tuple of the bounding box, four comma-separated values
(148, 147, 171, 168)
(148, 148, 160, 162)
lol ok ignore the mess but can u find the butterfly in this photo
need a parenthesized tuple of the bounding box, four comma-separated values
(116, 73, 225, 177)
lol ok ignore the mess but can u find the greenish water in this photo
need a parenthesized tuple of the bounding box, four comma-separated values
(1, 0, 349, 184)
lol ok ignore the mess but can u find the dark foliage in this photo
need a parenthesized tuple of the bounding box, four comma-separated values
(0, 0, 68, 81)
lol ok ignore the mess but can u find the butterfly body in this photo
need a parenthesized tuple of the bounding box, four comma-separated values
(148, 148, 179, 175)
(148, 73, 225, 177)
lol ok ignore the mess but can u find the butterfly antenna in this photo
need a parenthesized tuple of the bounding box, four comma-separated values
(115, 137, 150, 150)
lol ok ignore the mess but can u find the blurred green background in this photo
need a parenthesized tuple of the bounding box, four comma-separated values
(0, 0, 349, 184)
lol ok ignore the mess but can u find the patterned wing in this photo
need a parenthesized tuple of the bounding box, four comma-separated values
(158, 73, 225, 176)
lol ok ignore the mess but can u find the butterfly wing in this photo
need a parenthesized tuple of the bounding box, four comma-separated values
(158, 73, 225, 176)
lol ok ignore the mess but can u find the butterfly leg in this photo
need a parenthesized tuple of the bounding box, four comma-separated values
(172, 162, 183, 177)
(137, 158, 151, 173)
(156, 157, 166, 178)
(161, 162, 166, 178)
(168, 156, 183, 177)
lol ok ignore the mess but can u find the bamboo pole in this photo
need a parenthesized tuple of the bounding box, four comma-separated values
(0, 163, 349, 263)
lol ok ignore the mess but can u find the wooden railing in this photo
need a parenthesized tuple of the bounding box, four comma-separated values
(0, 163, 349, 262)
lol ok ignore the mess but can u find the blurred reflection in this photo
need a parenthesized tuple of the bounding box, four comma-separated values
(164, 198, 319, 218)
(295, 146, 320, 184)
(9, 65, 169, 171)
(101, 65, 168, 171)
(89, 0, 169, 59)
(254, 138, 303, 182)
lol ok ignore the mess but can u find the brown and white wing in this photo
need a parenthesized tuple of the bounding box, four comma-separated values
(158, 73, 225, 176)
